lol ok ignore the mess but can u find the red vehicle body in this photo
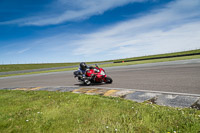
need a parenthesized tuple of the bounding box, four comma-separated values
(74, 64, 112, 85)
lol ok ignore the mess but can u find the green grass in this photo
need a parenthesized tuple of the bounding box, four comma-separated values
(0, 67, 78, 77)
(0, 90, 200, 133)
(99, 55, 200, 68)
(110, 49, 200, 62)
(0, 63, 80, 73)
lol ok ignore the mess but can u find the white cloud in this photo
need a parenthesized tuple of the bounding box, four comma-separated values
(71, 0, 200, 60)
(2, 0, 200, 63)
(109, 22, 200, 57)
(0, 0, 146, 26)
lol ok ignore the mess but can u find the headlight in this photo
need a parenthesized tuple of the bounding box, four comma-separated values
(100, 71, 105, 75)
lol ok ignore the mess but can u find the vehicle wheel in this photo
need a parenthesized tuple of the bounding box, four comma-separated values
(105, 77, 113, 84)
(84, 80, 91, 86)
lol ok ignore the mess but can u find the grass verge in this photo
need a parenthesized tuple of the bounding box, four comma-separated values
(0, 63, 80, 73)
(110, 49, 200, 62)
(0, 67, 78, 78)
(99, 55, 200, 68)
(0, 90, 200, 133)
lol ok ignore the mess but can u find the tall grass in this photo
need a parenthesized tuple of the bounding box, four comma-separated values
(0, 90, 200, 133)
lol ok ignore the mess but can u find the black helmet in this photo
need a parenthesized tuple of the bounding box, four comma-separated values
(80, 62, 87, 70)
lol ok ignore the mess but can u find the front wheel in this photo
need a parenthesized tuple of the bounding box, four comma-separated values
(105, 77, 113, 84)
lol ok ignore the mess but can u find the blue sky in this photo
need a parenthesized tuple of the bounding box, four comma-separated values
(0, 0, 200, 64)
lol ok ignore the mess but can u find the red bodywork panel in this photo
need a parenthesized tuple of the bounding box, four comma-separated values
(86, 67, 107, 82)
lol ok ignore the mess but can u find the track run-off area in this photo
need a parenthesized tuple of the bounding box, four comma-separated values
(0, 59, 200, 95)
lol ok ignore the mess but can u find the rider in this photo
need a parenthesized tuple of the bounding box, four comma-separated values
(79, 62, 94, 77)
(79, 62, 89, 77)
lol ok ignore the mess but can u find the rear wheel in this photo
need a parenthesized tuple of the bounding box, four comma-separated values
(105, 77, 113, 84)
(84, 80, 91, 86)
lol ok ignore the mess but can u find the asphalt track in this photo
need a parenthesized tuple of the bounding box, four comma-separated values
(0, 59, 200, 94)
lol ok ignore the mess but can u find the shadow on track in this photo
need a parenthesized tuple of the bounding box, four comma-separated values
(74, 83, 105, 87)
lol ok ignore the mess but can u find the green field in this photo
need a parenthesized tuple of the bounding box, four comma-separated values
(0, 90, 200, 133)
(0, 63, 79, 73)
(0, 67, 78, 77)
(110, 49, 200, 62)
(100, 54, 200, 68)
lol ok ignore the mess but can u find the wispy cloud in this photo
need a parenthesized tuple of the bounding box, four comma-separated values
(17, 48, 31, 54)
(4, 47, 31, 56)
(0, 0, 147, 26)
(71, 0, 200, 59)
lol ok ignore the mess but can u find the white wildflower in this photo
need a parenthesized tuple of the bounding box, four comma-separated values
(106, 126, 109, 128)
(115, 129, 117, 131)
(26, 120, 29, 122)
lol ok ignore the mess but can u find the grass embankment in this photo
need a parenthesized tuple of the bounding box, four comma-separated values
(100, 55, 200, 68)
(111, 49, 200, 62)
(0, 67, 78, 78)
(0, 90, 200, 133)
(0, 63, 80, 73)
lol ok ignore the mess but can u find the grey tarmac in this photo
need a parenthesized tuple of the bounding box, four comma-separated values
(0, 59, 200, 94)
(1, 59, 200, 108)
